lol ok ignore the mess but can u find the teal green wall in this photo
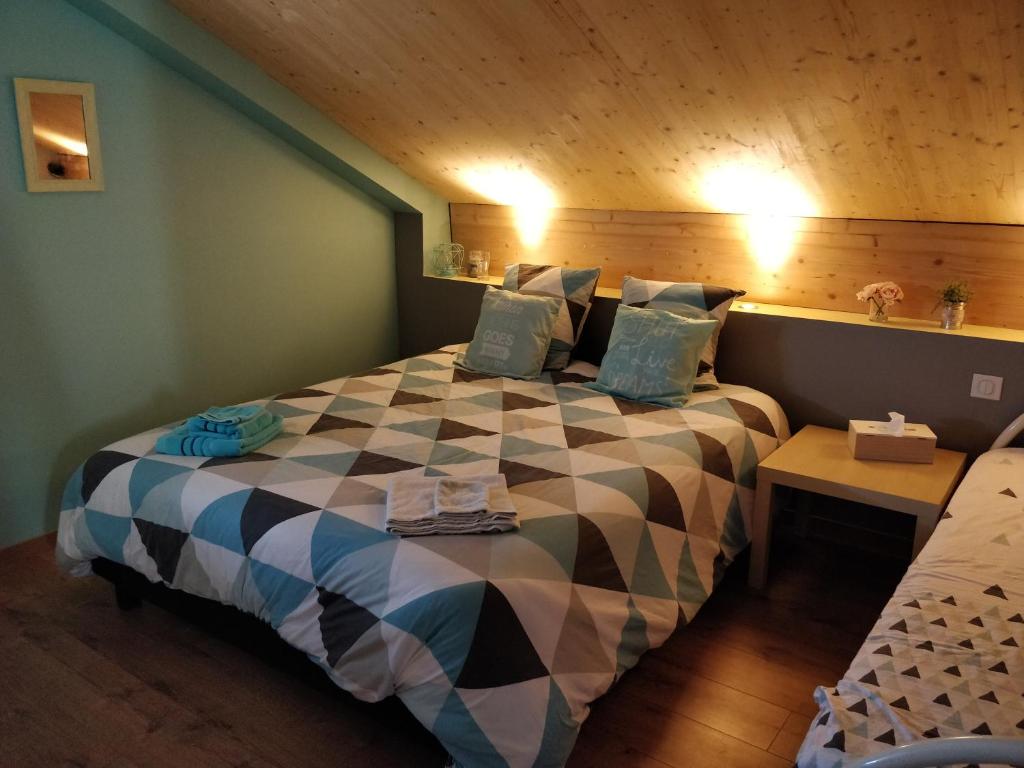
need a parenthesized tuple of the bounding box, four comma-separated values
(0, 0, 438, 548)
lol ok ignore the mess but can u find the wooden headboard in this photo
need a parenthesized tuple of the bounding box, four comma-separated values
(450, 203, 1024, 330)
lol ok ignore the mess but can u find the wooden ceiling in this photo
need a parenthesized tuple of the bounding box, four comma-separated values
(170, 0, 1024, 223)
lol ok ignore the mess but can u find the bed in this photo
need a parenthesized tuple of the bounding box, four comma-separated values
(57, 344, 788, 767)
(796, 446, 1024, 767)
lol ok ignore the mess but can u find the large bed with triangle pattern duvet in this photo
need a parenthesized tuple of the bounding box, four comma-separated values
(56, 344, 788, 767)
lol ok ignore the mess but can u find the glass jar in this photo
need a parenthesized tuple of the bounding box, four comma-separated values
(467, 250, 491, 279)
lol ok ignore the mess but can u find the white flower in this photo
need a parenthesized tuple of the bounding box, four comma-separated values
(877, 283, 903, 304)
(857, 281, 903, 305)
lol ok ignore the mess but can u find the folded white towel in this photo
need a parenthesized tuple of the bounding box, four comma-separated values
(435, 477, 490, 515)
(385, 475, 439, 523)
(385, 474, 517, 536)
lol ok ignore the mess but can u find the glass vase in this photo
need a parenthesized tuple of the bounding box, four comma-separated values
(867, 299, 889, 322)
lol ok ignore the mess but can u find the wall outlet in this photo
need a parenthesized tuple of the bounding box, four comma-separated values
(970, 373, 1003, 401)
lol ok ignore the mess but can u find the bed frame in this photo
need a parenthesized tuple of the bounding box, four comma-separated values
(94, 557, 148, 610)
(852, 736, 1024, 768)
(93, 557, 346, 689)
(991, 411, 1024, 449)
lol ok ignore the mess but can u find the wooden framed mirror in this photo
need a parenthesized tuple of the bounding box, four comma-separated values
(14, 78, 104, 193)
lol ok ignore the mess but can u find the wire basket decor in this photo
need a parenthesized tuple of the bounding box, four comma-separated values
(432, 243, 465, 277)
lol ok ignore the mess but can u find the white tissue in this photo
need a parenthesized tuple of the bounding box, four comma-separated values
(881, 411, 905, 436)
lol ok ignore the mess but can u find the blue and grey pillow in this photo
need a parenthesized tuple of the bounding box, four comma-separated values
(503, 264, 601, 370)
(586, 305, 717, 407)
(460, 287, 561, 380)
(620, 275, 745, 389)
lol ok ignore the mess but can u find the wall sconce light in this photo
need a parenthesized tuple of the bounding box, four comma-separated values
(462, 165, 556, 249)
(700, 164, 817, 271)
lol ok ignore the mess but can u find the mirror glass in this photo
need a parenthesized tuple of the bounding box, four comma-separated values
(29, 91, 92, 181)
(14, 78, 103, 192)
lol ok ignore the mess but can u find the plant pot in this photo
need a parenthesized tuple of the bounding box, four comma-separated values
(940, 301, 965, 330)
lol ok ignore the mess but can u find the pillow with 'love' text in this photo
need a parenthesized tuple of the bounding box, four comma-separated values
(585, 304, 717, 407)
(621, 275, 744, 389)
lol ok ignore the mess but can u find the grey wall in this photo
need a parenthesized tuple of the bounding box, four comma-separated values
(396, 264, 1024, 456)
(396, 212, 468, 353)
(713, 313, 1023, 455)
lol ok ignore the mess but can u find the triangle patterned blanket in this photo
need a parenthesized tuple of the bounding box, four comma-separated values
(57, 344, 788, 767)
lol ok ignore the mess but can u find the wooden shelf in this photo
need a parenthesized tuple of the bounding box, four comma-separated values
(425, 273, 1024, 345)
(728, 301, 1024, 343)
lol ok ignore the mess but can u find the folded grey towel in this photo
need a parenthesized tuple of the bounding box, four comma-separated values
(385, 474, 517, 535)
(387, 516, 518, 536)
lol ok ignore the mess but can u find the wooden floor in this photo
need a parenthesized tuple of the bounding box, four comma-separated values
(0, 531, 904, 768)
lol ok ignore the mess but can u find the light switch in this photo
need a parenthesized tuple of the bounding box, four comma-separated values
(970, 373, 1003, 401)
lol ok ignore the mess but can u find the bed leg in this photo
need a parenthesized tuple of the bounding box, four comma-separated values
(114, 578, 143, 610)
(92, 558, 148, 610)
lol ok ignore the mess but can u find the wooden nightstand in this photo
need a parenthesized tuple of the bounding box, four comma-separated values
(748, 425, 967, 589)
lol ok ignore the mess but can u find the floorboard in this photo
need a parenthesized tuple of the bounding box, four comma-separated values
(0, 531, 902, 767)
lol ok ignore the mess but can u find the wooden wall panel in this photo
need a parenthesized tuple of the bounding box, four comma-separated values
(451, 203, 1024, 330)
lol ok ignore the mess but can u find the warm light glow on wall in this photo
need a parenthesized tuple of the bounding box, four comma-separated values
(33, 126, 88, 156)
(701, 165, 817, 271)
(462, 166, 556, 249)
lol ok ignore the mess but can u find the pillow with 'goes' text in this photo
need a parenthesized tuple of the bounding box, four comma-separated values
(459, 287, 561, 379)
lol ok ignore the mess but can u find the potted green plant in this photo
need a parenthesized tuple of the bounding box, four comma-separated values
(936, 280, 972, 330)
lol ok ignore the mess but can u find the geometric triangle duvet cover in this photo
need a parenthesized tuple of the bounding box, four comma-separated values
(57, 345, 788, 767)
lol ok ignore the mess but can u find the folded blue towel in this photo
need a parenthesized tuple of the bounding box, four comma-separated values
(196, 404, 266, 425)
(186, 408, 273, 439)
(156, 414, 283, 457)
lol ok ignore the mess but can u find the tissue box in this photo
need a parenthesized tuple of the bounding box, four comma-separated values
(848, 420, 937, 463)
